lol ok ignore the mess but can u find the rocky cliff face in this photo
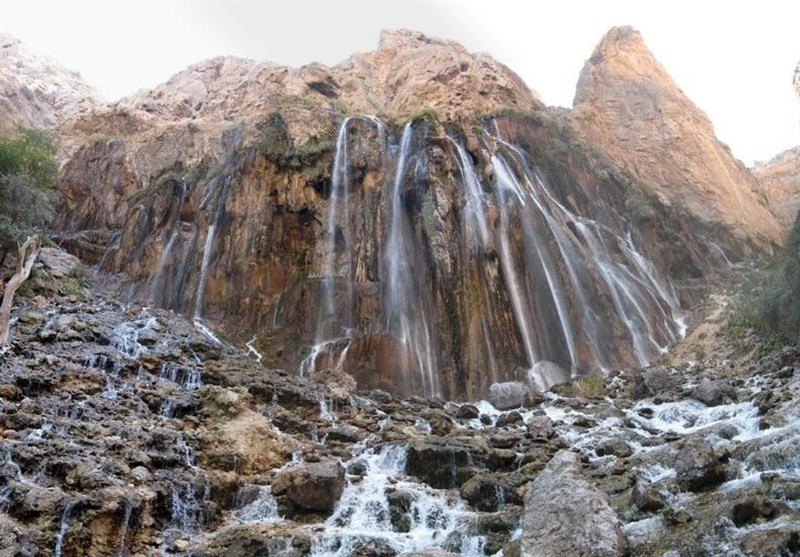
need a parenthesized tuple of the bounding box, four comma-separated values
(0, 34, 99, 136)
(53, 29, 758, 399)
(753, 147, 800, 230)
(570, 26, 782, 252)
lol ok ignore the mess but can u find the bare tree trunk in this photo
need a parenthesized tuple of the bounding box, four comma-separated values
(0, 236, 39, 346)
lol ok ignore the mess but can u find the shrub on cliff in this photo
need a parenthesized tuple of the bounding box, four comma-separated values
(748, 212, 800, 346)
(0, 128, 57, 263)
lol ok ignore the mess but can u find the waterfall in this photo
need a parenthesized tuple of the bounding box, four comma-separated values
(304, 116, 384, 377)
(149, 177, 187, 304)
(304, 115, 685, 395)
(384, 122, 439, 396)
(317, 117, 354, 342)
(195, 174, 232, 321)
(194, 223, 216, 320)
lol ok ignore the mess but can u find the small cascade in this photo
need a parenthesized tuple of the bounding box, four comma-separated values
(54, 500, 74, 557)
(117, 499, 132, 557)
(317, 393, 338, 424)
(311, 444, 485, 556)
(110, 316, 158, 359)
(170, 482, 204, 533)
(84, 354, 124, 399)
(158, 362, 202, 419)
(160, 362, 202, 392)
(298, 337, 351, 377)
(245, 336, 263, 363)
(177, 434, 197, 468)
(193, 318, 222, 344)
(706, 239, 733, 266)
(236, 486, 281, 523)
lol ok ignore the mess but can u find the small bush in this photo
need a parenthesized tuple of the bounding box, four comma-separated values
(0, 128, 58, 257)
(575, 374, 608, 398)
(745, 213, 800, 348)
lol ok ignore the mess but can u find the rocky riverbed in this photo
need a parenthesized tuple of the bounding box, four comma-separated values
(0, 256, 798, 556)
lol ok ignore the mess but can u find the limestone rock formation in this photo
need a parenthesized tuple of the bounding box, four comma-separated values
(754, 146, 800, 230)
(57, 29, 539, 168)
(0, 34, 99, 135)
(521, 450, 626, 556)
(53, 30, 721, 399)
(570, 26, 782, 252)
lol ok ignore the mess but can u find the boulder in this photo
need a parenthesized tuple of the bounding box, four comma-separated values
(521, 450, 626, 557)
(496, 411, 523, 427)
(596, 439, 633, 458)
(37, 247, 81, 279)
(460, 474, 511, 512)
(525, 415, 554, 439)
(690, 379, 737, 406)
(673, 438, 726, 492)
(631, 481, 664, 512)
(631, 367, 678, 400)
(741, 526, 800, 556)
(488, 382, 529, 410)
(272, 459, 345, 516)
(406, 437, 485, 489)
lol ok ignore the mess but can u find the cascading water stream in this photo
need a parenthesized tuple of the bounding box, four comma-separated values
(304, 116, 685, 395)
(317, 117, 354, 342)
(149, 177, 187, 303)
(310, 444, 486, 556)
(54, 501, 75, 557)
(304, 116, 384, 377)
(493, 154, 579, 372)
(384, 122, 438, 396)
(117, 499, 133, 557)
(195, 174, 232, 323)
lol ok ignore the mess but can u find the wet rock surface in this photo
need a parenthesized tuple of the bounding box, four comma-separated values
(0, 264, 799, 556)
(522, 451, 625, 556)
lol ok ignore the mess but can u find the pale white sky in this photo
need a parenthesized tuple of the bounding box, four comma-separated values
(1, 0, 798, 164)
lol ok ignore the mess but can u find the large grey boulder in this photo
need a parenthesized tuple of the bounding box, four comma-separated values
(488, 381, 529, 410)
(673, 438, 726, 492)
(37, 247, 81, 279)
(521, 450, 626, 557)
(690, 379, 737, 406)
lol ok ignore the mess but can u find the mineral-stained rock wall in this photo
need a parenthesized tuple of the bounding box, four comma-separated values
(53, 29, 774, 398)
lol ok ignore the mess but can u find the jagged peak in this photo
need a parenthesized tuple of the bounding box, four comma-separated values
(575, 25, 680, 108)
(570, 25, 783, 248)
(587, 26, 651, 64)
(0, 33, 101, 135)
(377, 28, 463, 51)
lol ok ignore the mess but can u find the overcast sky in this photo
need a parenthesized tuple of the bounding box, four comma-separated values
(1, 0, 798, 164)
